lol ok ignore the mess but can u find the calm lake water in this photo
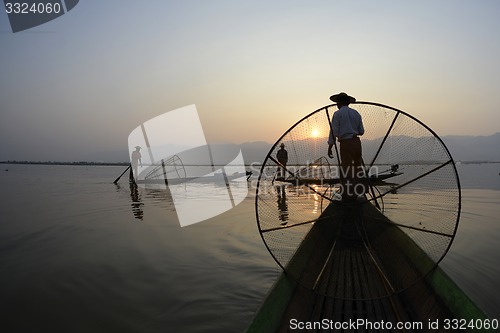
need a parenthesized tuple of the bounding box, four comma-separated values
(0, 163, 499, 332)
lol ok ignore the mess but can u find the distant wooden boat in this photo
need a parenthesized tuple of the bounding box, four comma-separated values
(246, 201, 494, 332)
(134, 171, 250, 185)
(131, 154, 252, 186)
(274, 171, 403, 186)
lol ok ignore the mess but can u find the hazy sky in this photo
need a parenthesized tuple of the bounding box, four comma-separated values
(1, 0, 499, 161)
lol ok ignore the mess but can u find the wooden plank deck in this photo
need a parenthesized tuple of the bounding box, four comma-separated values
(275, 202, 453, 332)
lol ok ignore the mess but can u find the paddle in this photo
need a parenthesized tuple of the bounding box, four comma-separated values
(113, 164, 131, 184)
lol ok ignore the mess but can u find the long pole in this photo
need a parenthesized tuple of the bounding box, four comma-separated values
(113, 164, 131, 184)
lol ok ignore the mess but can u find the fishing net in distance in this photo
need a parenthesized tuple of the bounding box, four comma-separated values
(255, 102, 461, 299)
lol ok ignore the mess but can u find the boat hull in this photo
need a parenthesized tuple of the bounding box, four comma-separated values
(247, 202, 492, 332)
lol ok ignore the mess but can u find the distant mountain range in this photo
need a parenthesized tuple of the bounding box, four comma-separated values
(82, 132, 499, 164)
(441, 132, 500, 162)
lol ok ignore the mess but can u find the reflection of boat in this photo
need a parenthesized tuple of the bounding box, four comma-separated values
(247, 202, 492, 332)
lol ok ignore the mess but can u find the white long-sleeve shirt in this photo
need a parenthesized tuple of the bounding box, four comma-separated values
(328, 106, 364, 144)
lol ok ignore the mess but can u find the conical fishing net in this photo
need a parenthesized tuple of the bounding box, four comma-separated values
(255, 102, 461, 299)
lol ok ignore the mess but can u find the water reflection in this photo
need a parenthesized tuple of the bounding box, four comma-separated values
(129, 183, 144, 220)
(114, 180, 179, 221)
(276, 185, 288, 225)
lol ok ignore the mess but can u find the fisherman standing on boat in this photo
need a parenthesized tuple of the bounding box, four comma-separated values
(131, 146, 142, 180)
(327, 92, 365, 200)
(276, 143, 288, 179)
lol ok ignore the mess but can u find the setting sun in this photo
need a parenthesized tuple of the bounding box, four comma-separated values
(311, 129, 320, 137)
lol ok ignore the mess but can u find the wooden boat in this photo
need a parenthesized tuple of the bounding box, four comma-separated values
(134, 170, 251, 185)
(274, 171, 403, 187)
(246, 201, 494, 332)
(243, 100, 497, 331)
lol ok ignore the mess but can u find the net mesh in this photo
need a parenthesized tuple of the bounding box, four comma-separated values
(142, 155, 187, 189)
(256, 102, 460, 298)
